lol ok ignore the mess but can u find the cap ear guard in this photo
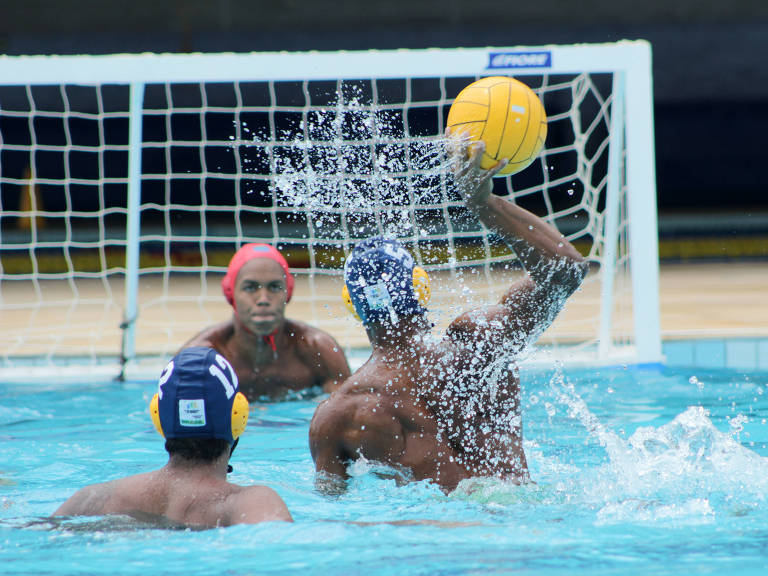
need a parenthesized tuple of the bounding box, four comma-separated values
(231, 392, 249, 440)
(342, 283, 361, 321)
(150, 393, 163, 437)
(342, 265, 431, 321)
(148, 391, 250, 440)
(412, 265, 431, 306)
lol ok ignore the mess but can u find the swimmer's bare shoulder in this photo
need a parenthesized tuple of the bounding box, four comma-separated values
(310, 370, 469, 488)
(444, 276, 547, 356)
(53, 480, 114, 517)
(286, 318, 350, 392)
(55, 478, 292, 526)
(284, 318, 330, 347)
(54, 473, 166, 518)
(181, 320, 233, 349)
(309, 374, 406, 478)
(225, 485, 293, 525)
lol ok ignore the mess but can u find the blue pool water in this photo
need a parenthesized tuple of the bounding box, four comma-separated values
(1, 363, 767, 575)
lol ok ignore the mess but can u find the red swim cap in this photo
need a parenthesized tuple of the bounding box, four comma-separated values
(221, 243, 294, 306)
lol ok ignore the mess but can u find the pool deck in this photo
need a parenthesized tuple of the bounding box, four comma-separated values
(655, 261, 768, 370)
(0, 260, 766, 376)
(657, 261, 767, 338)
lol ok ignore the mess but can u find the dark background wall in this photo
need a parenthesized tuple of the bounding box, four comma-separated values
(2, 0, 767, 224)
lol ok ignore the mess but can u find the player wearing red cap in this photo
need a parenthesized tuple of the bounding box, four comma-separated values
(182, 244, 350, 401)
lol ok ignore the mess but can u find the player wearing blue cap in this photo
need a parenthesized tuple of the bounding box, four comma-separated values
(54, 347, 292, 527)
(310, 137, 589, 492)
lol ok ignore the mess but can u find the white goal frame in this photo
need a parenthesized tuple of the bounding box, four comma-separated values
(0, 41, 661, 381)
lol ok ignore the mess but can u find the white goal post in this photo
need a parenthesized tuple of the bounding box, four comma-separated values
(0, 41, 661, 381)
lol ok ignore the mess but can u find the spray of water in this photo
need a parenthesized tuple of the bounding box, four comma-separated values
(230, 88, 768, 524)
(545, 366, 768, 523)
(250, 89, 460, 241)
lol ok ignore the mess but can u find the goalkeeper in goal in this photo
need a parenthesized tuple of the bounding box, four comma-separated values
(182, 244, 351, 401)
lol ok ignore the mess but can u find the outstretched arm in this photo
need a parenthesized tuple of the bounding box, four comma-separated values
(448, 135, 588, 346)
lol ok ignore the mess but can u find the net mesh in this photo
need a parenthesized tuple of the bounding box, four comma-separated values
(0, 69, 632, 373)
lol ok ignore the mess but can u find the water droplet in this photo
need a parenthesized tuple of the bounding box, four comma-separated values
(689, 375, 704, 391)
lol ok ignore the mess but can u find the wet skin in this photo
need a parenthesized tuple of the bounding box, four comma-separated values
(53, 451, 292, 527)
(184, 258, 350, 400)
(309, 137, 588, 492)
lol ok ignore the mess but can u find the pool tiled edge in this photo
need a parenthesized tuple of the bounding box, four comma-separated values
(663, 338, 768, 371)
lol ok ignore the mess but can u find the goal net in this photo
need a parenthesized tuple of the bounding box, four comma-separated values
(0, 42, 660, 380)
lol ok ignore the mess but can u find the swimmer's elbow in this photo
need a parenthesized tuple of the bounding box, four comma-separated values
(545, 254, 589, 297)
(312, 446, 351, 479)
(310, 438, 352, 495)
(314, 469, 349, 496)
(566, 256, 589, 292)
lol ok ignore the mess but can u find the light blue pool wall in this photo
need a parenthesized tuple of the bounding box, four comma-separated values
(663, 337, 768, 371)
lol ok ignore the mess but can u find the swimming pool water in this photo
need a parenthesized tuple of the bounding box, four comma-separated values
(1, 364, 767, 575)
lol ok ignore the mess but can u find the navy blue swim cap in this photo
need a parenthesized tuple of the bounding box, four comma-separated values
(343, 237, 425, 324)
(151, 347, 248, 445)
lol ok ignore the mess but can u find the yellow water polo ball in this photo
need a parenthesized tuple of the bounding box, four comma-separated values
(447, 76, 547, 176)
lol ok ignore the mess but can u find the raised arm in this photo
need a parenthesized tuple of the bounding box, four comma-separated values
(448, 136, 588, 347)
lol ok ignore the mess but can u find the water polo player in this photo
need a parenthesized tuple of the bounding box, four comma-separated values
(309, 138, 588, 491)
(54, 346, 292, 527)
(182, 243, 350, 400)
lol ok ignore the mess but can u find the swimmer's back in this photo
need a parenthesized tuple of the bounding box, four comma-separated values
(54, 471, 292, 527)
(310, 353, 470, 488)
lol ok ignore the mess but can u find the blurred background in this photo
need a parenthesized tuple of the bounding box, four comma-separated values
(1, 0, 767, 260)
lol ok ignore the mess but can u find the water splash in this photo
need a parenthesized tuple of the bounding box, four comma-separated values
(231, 86, 473, 241)
(0, 405, 45, 427)
(544, 367, 768, 523)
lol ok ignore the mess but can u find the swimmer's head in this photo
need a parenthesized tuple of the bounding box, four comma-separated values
(221, 243, 294, 307)
(149, 347, 249, 446)
(343, 237, 430, 325)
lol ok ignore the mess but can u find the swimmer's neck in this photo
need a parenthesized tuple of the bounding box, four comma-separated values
(232, 316, 286, 349)
(164, 452, 231, 480)
(365, 314, 431, 350)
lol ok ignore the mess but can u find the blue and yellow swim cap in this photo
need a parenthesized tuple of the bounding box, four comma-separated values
(343, 237, 430, 324)
(149, 347, 249, 445)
